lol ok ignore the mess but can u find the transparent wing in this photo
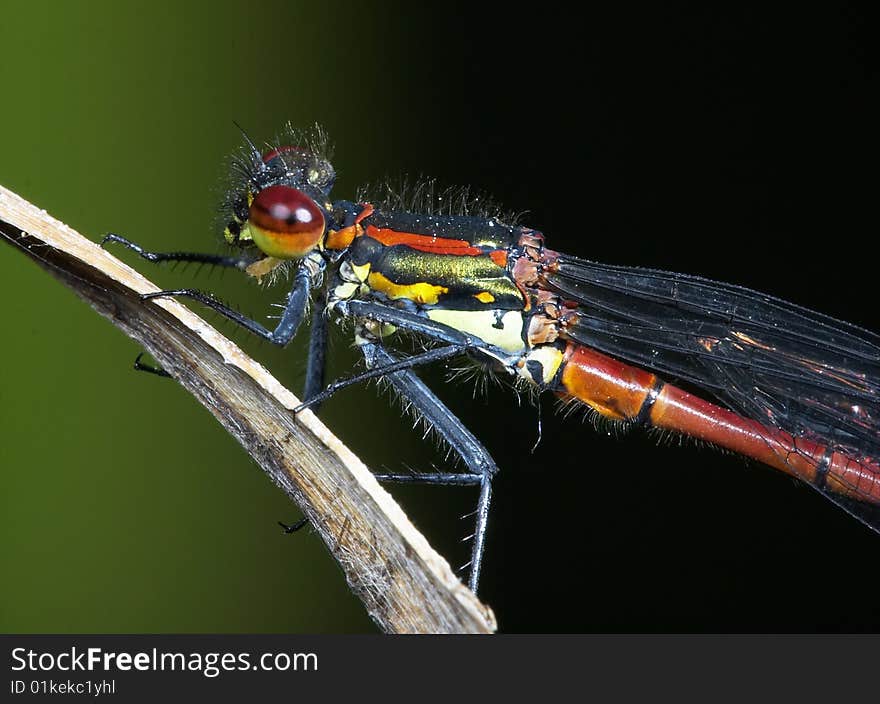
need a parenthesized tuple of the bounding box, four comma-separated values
(543, 254, 880, 530)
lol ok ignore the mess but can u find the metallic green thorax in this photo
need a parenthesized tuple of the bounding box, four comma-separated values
(326, 210, 532, 355)
(349, 236, 523, 311)
(345, 210, 525, 312)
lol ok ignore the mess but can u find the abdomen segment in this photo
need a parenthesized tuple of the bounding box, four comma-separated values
(552, 342, 880, 506)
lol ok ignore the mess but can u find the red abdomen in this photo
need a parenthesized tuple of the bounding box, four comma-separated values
(554, 342, 880, 506)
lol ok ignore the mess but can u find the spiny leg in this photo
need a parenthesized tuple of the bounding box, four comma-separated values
(135, 280, 502, 589)
(361, 342, 498, 595)
(294, 300, 524, 413)
(103, 234, 267, 375)
(140, 259, 321, 345)
(275, 305, 330, 529)
(289, 328, 499, 592)
(302, 300, 328, 407)
(105, 234, 335, 539)
(138, 261, 334, 535)
(285, 339, 472, 543)
(337, 299, 501, 351)
(286, 341, 474, 547)
(101, 234, 256, 270)
(294, 344, 469, 413)
(296, 296, 518, 412)
(145, 275, 327, 534)
(300, 297, 513, 406)
(330, 300, 507, 593)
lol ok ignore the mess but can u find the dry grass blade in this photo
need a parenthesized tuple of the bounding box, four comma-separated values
(0, 184, 496, 634)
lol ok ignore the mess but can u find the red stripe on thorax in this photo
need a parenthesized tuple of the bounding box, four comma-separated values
(365, 225, 485, 256)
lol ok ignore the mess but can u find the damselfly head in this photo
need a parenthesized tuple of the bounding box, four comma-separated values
(221, 124, 335, 260)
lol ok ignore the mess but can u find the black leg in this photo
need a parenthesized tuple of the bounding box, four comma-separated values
(336, 299, 511, 356)
(140, 260, 321, 346)
(294, 344, 469, 413)
(106, 234, 326, 541)
(101, 234, 256, 270)
(302, 301, 328, 407)
(133, 352, 172, 378)
(278, 518, 309, 534)
(360, 342, 498, 595)
(373, 472, 482, 485)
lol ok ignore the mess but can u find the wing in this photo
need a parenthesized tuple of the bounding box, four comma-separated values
(543, 254, 880, 530)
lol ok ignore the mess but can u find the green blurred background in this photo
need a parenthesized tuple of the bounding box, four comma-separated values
(2, 4, 877, 633)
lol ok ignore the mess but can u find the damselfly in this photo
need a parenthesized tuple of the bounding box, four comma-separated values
(103, 124, 880, 595)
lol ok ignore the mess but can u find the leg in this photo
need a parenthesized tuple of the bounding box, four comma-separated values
(107, 235, 329, 534)
(133, 352, 172, 378)
(103, 234, 265, 375)
(361, 342, 498, 594)
(302, 301, 328, 406)
(336, 299, 510, 355)
(141, 258, 322, 345)
(294, 344, 469, 413)
(101, 234, 255, 270)
(374, 472, 483, 485)
(278, 518, 309, 534)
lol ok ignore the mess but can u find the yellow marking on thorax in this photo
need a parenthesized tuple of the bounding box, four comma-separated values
(351, 262, 371, 282)
(368, 271, 449, 305)
(333, 281, 361, 300)
(426, 309, 526, 353)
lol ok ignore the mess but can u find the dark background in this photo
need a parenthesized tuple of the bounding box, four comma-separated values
(1, 4, 875, 632)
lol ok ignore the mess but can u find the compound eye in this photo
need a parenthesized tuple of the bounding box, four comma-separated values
(247, 185, 325, 259)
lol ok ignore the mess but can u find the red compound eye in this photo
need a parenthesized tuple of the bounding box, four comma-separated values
(248, 185, 325, 258)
